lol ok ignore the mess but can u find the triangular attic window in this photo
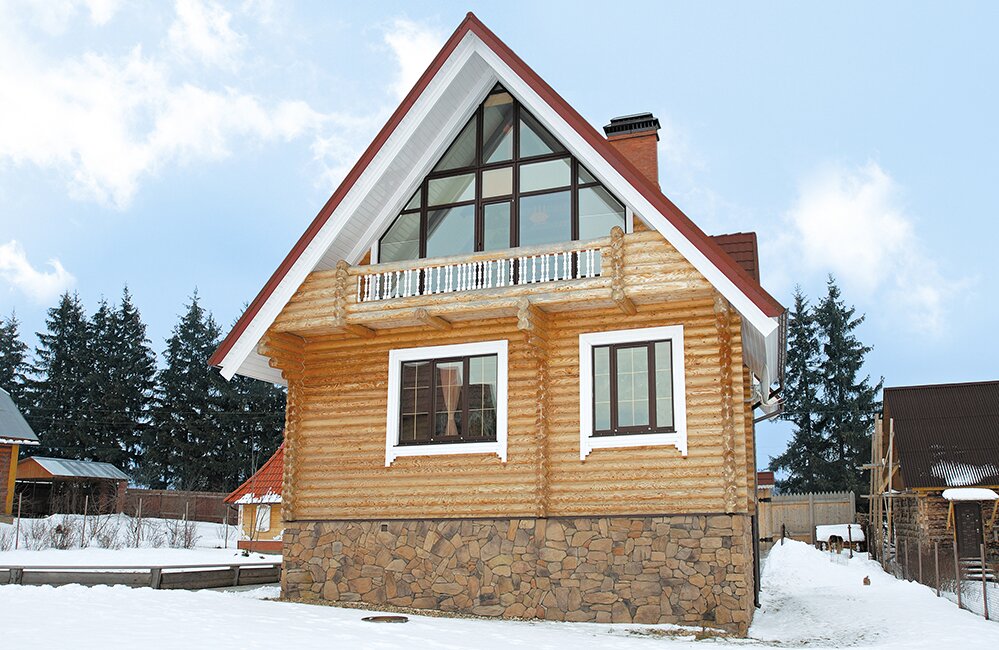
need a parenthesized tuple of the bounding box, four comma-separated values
(378, 86, 625, 263)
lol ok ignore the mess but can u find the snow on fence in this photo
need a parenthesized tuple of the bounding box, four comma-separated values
(0, 561, 280, 590)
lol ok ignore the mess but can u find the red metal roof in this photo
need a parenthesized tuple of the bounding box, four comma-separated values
(210, 13, 783, 370)
(711, 233, 759, 282)
(225, 443, 284, 504)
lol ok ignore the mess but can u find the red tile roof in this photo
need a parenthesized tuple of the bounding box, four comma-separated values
(225, 443, 284, 504)
(712, 233, 759, 282)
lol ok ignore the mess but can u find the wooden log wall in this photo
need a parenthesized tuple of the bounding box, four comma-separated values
(266, 230, 756, 522)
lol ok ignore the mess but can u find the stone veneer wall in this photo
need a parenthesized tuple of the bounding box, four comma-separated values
(282, 514, 755, 633)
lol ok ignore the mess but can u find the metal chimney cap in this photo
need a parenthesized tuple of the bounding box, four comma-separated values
(603, 113, 660, 138)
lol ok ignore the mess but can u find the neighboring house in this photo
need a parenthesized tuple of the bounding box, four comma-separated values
(870, 381, 999, 564)
(0, 388, 39, 517)
(15, 457, 129, 516)
(210, 14, 785, 633)
(225, 444, 284, 553)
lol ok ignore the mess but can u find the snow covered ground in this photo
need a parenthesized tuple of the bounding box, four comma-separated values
(1, 540, 997, 649)
(0, 514, 276, 567)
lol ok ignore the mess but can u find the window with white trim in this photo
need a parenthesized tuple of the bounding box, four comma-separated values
(386, 340, 508, 465)
(579, 326, 687, 459)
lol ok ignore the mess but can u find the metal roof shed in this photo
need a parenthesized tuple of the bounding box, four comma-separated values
(16, 456, 129, 516)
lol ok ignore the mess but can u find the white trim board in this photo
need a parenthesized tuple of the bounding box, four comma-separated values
(578, 325, 687, 460)
(385, 339, 509, 466)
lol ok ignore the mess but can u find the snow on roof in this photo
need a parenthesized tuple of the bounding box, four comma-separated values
(930, 460, 999, 487)
(225, 443, 284, 505)
(0, 387, 39, 444)
(941, 487, 999, 501)
(24, 456, 129, 480)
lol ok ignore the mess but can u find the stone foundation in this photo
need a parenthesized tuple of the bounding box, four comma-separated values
(282, 514, 755, 633)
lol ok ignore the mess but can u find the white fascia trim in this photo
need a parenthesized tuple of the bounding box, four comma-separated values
(385, 339, 508, 466)
(578, 325, 687, 460)
(218, 35, 481, 381)
(473, 40, 778, 339)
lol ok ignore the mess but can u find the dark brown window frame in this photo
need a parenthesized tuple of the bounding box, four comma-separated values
(378, 85, 621, 263)
(397, 353, 499, 446)
(592, 339, 676, 437)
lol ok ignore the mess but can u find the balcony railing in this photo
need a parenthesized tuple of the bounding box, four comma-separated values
(357, 245, 602, 304)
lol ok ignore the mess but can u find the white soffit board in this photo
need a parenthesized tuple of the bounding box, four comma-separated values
(223, 31, 779, 382)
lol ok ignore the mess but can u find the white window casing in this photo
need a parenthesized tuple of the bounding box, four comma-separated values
(578, 325, 687, 460)
(385, 339, 509, 466)
(255, 504, 271, 532)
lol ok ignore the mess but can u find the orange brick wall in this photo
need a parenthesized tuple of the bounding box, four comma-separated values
(607, 131, 659, 187)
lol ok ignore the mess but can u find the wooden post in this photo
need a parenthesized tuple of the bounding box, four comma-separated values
(781, 523, 786, 546)
(232, 564, 242, 587)
(934, 541, 940, 597)
(954, 542, 962, 610)
(135, 498, 143, 547)
(848, 523, 854, 559)
(150, 567, 162, 589)
(224, 507, 229, 549)
(982, 543, 990, 621)
(808, 493, 816, 544)
(917, 538, 922, 584)
(82, 494, 89, 548)
(14, 493, 22, 550)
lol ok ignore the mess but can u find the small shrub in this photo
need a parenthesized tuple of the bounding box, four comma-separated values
(23, 518, 51, 551)
(48, 516, 78, 550)
(164, 518, 200, 549)
(0, 528, 13, 551)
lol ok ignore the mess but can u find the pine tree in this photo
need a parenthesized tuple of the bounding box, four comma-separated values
(814, 277, 883, 496)
(28, 293, 93, 458)
(0, 312, 30, 405)
(142, 292, 228, 489)
(769, 288, 832, 492)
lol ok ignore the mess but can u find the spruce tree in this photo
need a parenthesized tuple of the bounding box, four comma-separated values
(142, 292, 228, 489)
(814, 277, 883, 496)
(0, 312, 30, 405)
(769, 288, 832, 492)
(223, 370, 286, 486)
(28, 292, 92, 458)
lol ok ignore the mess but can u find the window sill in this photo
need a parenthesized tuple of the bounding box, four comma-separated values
(386, 441, 506, 466)
(582, 431, 685, 459)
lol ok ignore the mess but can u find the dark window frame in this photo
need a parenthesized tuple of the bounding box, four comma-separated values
(379, 85, 624, 263)
(397, 353, 499, 446)
(591, 339, 675, 437)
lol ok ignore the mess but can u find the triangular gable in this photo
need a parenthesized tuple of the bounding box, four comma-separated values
(210, 13, 784, 386)
(225, 443, 284, 504)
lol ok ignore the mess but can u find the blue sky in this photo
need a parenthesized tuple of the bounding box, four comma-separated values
(1, 1, 996, 469)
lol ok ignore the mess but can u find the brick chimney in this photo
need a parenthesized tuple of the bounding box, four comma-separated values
(603, 113, 661, 187)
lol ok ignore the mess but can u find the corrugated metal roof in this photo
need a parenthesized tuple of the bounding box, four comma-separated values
(0, 387, 39, 444)
(884, 381, 999, 489)
(225, 443, 284, 504)
(25, 456, 130, 480)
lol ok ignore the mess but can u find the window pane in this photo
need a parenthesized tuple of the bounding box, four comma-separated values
(426, 204, 475, 258)
(654, 341, 674, 430)
(518, 191, 571, 247)
(519, 111, 565, 158)
(616, 346, 649, 428)
(380, 213, 421, 263)
(404, 190, 421, 211)
(520, 158, 571, 193)
(482, 92, 514, 163)
(434, 116, 477, 172)
(434, 361, 464, 439)
(578, 166, 597, 185)
(400, 361, 431, 443)
(578, 185, 626, 240)
(482, 166, 512, 198)
(427, 173, 475, 206)
(468, 355, 498, 441)
(482, 202, 511, 252)
(594, 346, 611, 431)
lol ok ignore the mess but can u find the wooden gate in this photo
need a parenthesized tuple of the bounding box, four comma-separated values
(758, 491, 857, 550)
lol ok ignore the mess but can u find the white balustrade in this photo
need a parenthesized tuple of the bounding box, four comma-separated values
(356, 248, 601, 303)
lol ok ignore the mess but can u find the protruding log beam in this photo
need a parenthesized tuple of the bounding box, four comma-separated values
(608, 225, 637, 316)
(516, 298, 548, 332)
(413, 308, 452, 331)
(343, 323, 376, 339)
(612, 290, 637, 315)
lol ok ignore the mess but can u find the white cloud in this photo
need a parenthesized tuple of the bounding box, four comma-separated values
(168, 0, 245, 69)
(20, 0, 121, 34)
(383, 18, 445, 100)
(770, 161, 962, 333)
(0, 240, 76, 304)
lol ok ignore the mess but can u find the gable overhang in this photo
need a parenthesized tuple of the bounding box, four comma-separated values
(211, 13, 785, 387)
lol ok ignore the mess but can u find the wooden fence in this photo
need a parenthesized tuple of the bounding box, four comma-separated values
(0, 562, 281, 590)
(759, 491, 856, 550)
(124, 489, 232, 523)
